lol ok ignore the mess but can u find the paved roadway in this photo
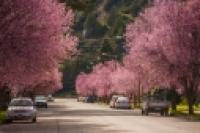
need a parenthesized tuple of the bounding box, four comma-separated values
(0, 99, 200, 133)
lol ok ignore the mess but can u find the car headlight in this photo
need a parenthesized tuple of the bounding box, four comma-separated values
(7, 107, 14, 111)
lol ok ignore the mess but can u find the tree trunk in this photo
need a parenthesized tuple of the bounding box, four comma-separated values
(188, 101, 194, 115)
(183, 79, 196, 115)
(133, 95, 137, 107)
(0, 86, 11, 111)
(138, 87, 141, 107)
(170, 102, 177, 115)
(171, 103, 177, 112)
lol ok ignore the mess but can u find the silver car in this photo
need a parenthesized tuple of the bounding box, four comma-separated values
(114, 96, 131, 109)
(7, 97, 37, 123)
(141, 96, 170, 116)
(34, 96, 48, 108)
(109, 95, 123, 108)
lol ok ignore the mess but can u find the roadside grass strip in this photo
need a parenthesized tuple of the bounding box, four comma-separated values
(0, 111, 6, 124)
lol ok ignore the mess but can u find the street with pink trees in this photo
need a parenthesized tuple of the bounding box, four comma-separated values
(124, 0, 200, 114)
(75, 0, 200, 114)
(0, 0, 77, 95)
(75, 60, 139, 102)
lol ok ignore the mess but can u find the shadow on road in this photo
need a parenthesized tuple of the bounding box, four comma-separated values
(0, 119, 129, 133)
(39, 109, 140, 117)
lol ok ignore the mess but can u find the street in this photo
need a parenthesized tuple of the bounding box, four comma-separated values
(0, 99, 200, 133)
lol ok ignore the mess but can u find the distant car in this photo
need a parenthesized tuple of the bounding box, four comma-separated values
(34, 96, 48, 108)
(77, 96, 87, 102)
(85, 96, 96, 103)
(47, 94, 54, 102)
(109, 95, 122, 108)
(114, 96, 131, 109)
(7, 97, 37, 123)
(141, 96, 170, 116)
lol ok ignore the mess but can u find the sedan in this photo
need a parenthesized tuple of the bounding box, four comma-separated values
(110, 95, 122, 108)
(34, 96, 48, 108)
(7, 97, 37, 123)
(114, 96, 131, 109)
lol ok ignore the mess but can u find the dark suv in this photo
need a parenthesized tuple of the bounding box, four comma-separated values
(141, 96, 170, 116)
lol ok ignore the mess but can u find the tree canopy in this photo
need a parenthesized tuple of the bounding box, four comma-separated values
(0, 0, 77, 94)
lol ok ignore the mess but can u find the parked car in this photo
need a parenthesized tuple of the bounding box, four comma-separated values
(141, 96, 170, 116)
(47, 94, 54, 102)
(109, 95, 122, 108)
(85, 96, 96, 103)
(7, 97, 37, 123)
(34, 96, 48, 108)
(77, 96, 87, 102)
(114, 96, 131, 109)
(77, 96, 96, 103)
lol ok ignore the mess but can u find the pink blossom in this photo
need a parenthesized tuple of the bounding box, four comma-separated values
(124, 0, 200, 114)
(0, 0, 77, 93)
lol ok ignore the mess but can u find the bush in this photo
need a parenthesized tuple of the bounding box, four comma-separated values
(0, 111, 6, 124)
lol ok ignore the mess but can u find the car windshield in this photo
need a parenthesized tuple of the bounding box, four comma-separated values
(118, 97, 129, 101)
(111, 95, 121, 101)
(35, 96, 46, 100)
(10, 99, 33, 106)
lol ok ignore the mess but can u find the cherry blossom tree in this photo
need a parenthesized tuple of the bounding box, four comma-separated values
(110, 64, 135, 96)
(92, 61, 117, 98)
(76, 60, 120, 101)
(124, 0, 200, 114)
(0, 0, 77, 94)
(75, 72, 97, 96)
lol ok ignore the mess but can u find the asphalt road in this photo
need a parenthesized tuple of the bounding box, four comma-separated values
(0, 99, 200, 133)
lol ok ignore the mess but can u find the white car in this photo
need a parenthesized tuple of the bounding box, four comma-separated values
(34, 96, 48, 108)
(47, 94, 54, 102)
(114, 96, 131, 109)
(7, 97, 37, 123)
(77, 96, 87, 102)
(110, 95, 122, 108)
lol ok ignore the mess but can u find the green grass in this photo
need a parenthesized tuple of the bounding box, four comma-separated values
(0, 111, 6, 124)
(169, 104, 200, 120)
(175, 104, 200, 112)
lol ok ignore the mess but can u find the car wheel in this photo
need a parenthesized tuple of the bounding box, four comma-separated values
(164, 109, 169, 116)
(160, 110, 164, 116)
(6, 119, 12, 123)
(32, 117, 37, 123)
(145, 109, 149, 116)
(141, 109, 144, 115)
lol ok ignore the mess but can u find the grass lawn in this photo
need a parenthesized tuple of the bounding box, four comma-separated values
(0, 111, 6, 124)
(175, 104, 200, 113)
(169, 104, 200, 120)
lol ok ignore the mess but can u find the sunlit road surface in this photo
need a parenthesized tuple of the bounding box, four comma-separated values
(0, 99, 200, 133)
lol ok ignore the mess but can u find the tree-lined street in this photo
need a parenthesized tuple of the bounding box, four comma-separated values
(0, 0, 200, 132)
(1, 99, 199, 133)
